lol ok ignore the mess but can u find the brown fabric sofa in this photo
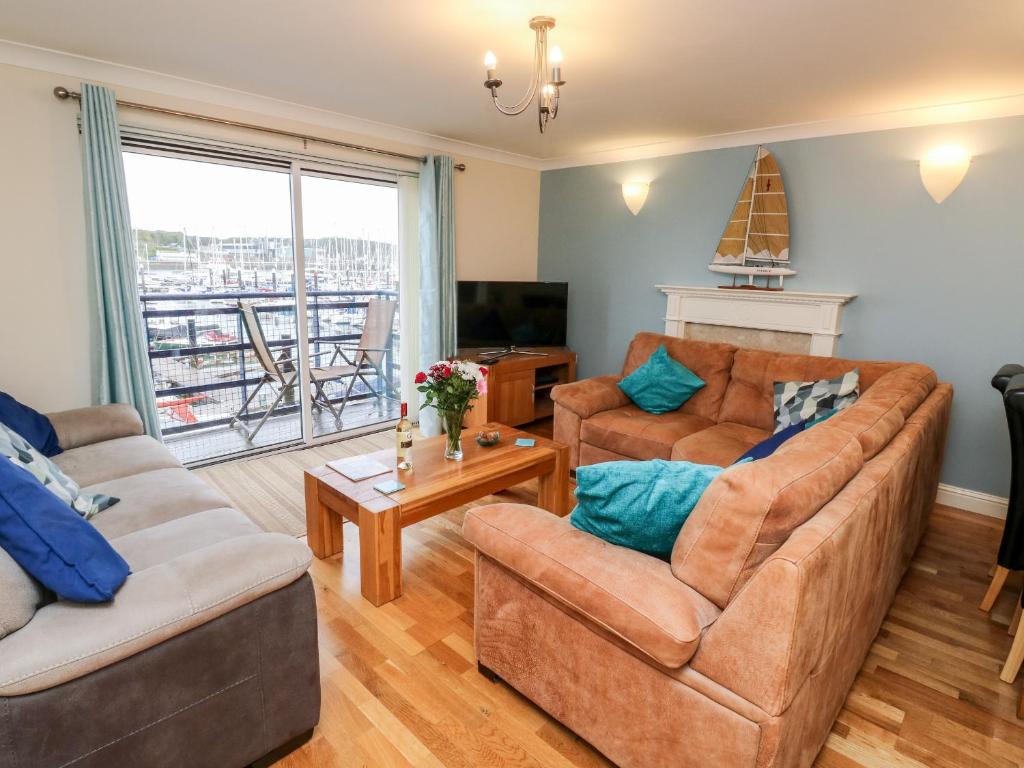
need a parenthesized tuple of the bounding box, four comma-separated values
(0, 405, 320, 768)
(463, 333, 952, 768)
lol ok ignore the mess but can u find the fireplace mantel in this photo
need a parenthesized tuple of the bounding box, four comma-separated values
(656, 285, 857, 357)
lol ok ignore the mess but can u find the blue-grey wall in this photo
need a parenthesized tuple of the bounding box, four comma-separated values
(538, 116, 1024, 496)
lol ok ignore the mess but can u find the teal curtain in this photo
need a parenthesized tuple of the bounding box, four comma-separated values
(418, 155, 456, 436)
(80, 84, 162, 439)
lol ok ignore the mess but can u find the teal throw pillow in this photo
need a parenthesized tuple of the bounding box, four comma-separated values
(570, 459, 724, 560)
(618, 345, 705, 414)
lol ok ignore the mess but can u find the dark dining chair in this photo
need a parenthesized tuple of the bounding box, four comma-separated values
(983, 365, 1024, 697)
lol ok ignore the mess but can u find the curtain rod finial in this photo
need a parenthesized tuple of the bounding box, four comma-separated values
(53, 86, 71, 100)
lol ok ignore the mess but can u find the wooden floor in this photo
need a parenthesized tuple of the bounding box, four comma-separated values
(268, 486, 1024, 768)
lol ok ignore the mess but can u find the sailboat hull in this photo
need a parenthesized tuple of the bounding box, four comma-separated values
(709, 264, 796, 277)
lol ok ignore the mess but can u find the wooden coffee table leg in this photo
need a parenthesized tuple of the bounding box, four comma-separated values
(305, 472, 342, 559)
(537, 444, 571, 517)
(358, 497, 402, 606)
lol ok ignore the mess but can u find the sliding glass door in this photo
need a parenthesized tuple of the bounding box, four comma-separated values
(123, 148, 403, 464)
(298, 170, 401, 440)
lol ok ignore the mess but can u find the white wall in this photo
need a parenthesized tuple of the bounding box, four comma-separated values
(0, 62, 540, 411)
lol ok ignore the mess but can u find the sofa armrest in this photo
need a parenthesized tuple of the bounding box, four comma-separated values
(0, 532, 311, 696)
(463, 503, 720, 668)
(47, 404, 145, 450)
(550, 375, 629, 420)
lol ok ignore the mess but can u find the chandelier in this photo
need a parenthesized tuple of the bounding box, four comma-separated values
(482, 16, 565, 133)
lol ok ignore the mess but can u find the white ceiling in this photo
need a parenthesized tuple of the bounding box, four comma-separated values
(2, 0, 1023, 163)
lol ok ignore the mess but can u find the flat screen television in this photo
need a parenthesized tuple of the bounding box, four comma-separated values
(457, 280, 568, 350)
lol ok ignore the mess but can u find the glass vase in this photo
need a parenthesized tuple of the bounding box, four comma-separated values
(441, 408, 465, 461)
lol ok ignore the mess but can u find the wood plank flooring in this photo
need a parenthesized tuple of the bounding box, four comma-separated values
(264, 490, 1024, 768)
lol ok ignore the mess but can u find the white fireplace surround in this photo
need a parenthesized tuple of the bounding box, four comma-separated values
(657, 285, 857, 357)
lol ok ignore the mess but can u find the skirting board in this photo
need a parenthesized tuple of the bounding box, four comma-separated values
(937, 483, 1008, 519)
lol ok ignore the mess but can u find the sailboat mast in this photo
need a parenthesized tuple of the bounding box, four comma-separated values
(740, 147, 762, 285)
(742, 147, 761, 262)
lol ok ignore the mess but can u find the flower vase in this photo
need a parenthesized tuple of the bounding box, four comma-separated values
(441, 408, 465, 461)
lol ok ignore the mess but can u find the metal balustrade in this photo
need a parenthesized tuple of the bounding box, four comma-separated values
(140, 289, 400, 463)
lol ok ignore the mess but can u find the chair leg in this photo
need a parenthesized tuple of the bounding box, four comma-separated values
(1011, 597, 1022, 637)
(337, 371, 361, 416)
(982, 566, 1011, 612)
(312, 376, 341, 421)
(228, 378, 268, 427)
(1003, 622, 1024, 682)
(247, 384, 290, 441)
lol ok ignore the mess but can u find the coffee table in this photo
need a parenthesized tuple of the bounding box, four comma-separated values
(304, 422, 570, 606)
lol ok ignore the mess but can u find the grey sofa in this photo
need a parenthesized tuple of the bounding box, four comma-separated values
(0, 404, 320, 768)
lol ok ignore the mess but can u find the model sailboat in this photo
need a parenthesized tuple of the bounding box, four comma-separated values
(709, 145, 795, 290)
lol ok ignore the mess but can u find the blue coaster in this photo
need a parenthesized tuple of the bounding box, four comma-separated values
(515, 437, 536, 447)
(373, 479, 406, 494)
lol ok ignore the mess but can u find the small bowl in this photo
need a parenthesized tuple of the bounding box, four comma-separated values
(476, 430, 501, 447)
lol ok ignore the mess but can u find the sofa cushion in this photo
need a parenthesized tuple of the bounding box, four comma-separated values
(826, 364, 936, 460)
(0, 391, 61, 457)
(670, 421, 770, 467)
(53, 435, 180, 487)
(0, 530, 311, 695)
(0, 547, 47, 639)
(618, 345, 705, 415)
(47, 404, 144, 451)
(464, 503, 721, 668)
(621, 334, 736, 421)
(111, 507, 262, 572)
(550, 375, 630, 419)
(581, 405, 714, 460)
(0, 458, 130, 603)
(86, 468, 231, 539)
(717, 348, 902, 432)
(672, 425, 864, 607)
(571, 459, 725, 559)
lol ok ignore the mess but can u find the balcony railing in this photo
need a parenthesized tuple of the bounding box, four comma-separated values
(141, 289, 400, 451)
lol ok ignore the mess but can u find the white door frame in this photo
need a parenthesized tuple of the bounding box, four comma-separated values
(289, 160, 405, 448)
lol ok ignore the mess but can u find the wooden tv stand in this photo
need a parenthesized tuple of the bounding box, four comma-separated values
(461, 347, 576, 428)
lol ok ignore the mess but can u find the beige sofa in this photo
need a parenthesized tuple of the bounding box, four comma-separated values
(463, 334, 952, 768)
(0, 404, 320, 768)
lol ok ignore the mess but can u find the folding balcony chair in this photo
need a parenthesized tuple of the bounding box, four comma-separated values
(313, 297, 399, 418)
(228, 301, 347, 441)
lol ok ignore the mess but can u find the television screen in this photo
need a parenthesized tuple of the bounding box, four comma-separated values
(457, 281, 568, 349)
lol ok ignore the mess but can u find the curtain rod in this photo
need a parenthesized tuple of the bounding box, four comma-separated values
(52, 86, 466, 171)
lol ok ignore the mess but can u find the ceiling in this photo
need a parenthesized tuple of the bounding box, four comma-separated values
(2, 0, 1023, 163)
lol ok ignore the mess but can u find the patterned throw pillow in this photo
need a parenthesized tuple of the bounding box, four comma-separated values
(0, 424, 117, 520)
(773, 370, 859, 434)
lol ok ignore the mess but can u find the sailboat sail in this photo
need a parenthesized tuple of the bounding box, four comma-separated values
(710, 145, 794, 286)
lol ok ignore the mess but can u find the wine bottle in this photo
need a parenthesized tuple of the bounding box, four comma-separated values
(396, 402, 413, 470)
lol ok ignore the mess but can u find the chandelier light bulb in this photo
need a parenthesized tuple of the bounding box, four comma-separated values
(484, 50, 497, 69)
(549, 46, 563, 65)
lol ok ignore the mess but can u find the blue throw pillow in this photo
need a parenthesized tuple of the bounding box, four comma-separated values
(737, 422, 805, 462)
(570, 459, 724, 560)
(736, 408, 839, 463)
(618, 345, 705, 414)
(0, 458, 129, 602)
(0, 392, 61, 457)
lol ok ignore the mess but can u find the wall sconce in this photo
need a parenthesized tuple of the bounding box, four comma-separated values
(919, 144, 971, 204)
(622, 182, 650, 215)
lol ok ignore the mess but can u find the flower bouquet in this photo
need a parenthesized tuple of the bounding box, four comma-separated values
(414, 360, 488, 460)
